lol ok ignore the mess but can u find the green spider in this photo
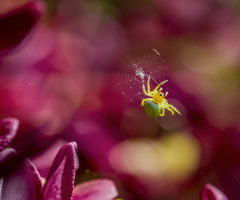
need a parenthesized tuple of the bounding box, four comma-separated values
(141, 76, 181, 118)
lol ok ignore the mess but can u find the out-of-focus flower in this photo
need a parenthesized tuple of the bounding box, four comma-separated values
(0, 0, 45, 56)
(0, 118, 118, 200)
(0, 117, 43, 199)
(201, 183, 229, 200)
(72, 179, 119, 200)
(0, 118, 19, 151)
(109, 132, 200, 187)
(64, 112, 120, 172)
(0, 20, 92, 135)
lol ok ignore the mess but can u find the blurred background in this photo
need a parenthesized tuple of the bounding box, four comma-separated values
(1, 0, 240, 199)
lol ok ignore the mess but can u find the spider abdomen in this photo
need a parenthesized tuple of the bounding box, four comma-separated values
(143, 100, 160, 118)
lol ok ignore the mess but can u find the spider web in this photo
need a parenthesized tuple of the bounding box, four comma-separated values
(116, 46, 170, 107)
(39, 0, 240, 198)
(115, 46, 240, 194)
(97, 12, 240, 199)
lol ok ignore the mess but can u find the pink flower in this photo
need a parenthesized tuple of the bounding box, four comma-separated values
(0, 1, 45, 56)
(0, 118, 118, 200)
(201, 183, 228, 200)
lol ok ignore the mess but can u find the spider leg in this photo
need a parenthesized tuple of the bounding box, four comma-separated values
(164, 92, 168, 97)
(152, 80, 168, 93)
(159, 107, 165, 117)
(166, 106, 175, 115)
(141, 98, 153, 106)
(147, 75, 152, 94)
(168, 105, 181, 115)
(143, 85, 154, 97)
(147, 75, 158, 94)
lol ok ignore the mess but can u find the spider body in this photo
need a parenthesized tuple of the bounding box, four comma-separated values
(142, 76, 181, 117)
(143, 100, 160, 118)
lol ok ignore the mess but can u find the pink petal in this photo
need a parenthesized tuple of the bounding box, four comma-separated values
(73, 179, 118, 200)
(43, 142, 78, 200)
(0, 148, 43, 200)
(31, 140, 68, 179)
(0, 118, 19, 152)
(0, 1, 45, 52)
(201, 183, 229, 200)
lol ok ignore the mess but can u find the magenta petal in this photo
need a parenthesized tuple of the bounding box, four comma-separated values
(43, 142, 78, 200)
(0, 148, 43, 200)
(0, 118, 19, 152)
(0, 1, 45, 52)
(31, 140, 68, 179)
(201, 184, 228, 200)
(72, 179, 118, 200)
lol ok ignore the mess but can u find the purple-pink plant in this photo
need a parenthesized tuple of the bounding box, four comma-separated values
(201, 183, 228, 200)
(0, 1, 45, 56)
(0, 118, 118, 200)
